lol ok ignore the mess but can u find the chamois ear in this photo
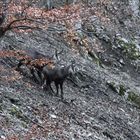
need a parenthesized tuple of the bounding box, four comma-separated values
(70, 60, 76, 72)
(67, 63, 75, 76)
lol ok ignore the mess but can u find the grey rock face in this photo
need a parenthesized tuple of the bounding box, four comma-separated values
(0, 1, 140, 140)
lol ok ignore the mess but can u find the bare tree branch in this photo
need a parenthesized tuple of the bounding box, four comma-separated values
(10, 25, 42, 30)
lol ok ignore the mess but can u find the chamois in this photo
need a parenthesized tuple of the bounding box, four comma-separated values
(42, 64, 74, 99)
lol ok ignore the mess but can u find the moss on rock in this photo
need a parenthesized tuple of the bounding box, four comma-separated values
(119, 84, 126, 96)
(9, 106, 29, 123)
(127, 91, 140, 108)
(117, 39, 140, 60)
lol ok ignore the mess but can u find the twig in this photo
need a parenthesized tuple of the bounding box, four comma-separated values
(70, 114, 87, 129)
(26, 116, 45, 129)
(0, 59, 11, 68)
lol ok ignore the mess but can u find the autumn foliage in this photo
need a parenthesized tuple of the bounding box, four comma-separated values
(0, 0, 83, 37)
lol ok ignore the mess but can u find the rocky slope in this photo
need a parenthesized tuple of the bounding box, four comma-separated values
(0, 0, 140, 140)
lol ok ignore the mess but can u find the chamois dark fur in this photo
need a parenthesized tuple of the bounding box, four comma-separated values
(16, 48, 74, 99)
(42, 64, 74, 99)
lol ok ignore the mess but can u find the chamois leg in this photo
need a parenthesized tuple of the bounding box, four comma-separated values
(43, 82, 48, 91)
(37, 70, 43, 85)
(43, 83, 53, 95)
(42, 80, 53, 94)
(60, 82, 64, 100)
(48, 83, 54, 94)
(44, 80, 53, 95)
(55, 82, 59, 96)
(41, 76, 46, 89)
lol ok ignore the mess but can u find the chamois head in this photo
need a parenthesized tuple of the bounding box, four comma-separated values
(63, 63, 75, 77)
